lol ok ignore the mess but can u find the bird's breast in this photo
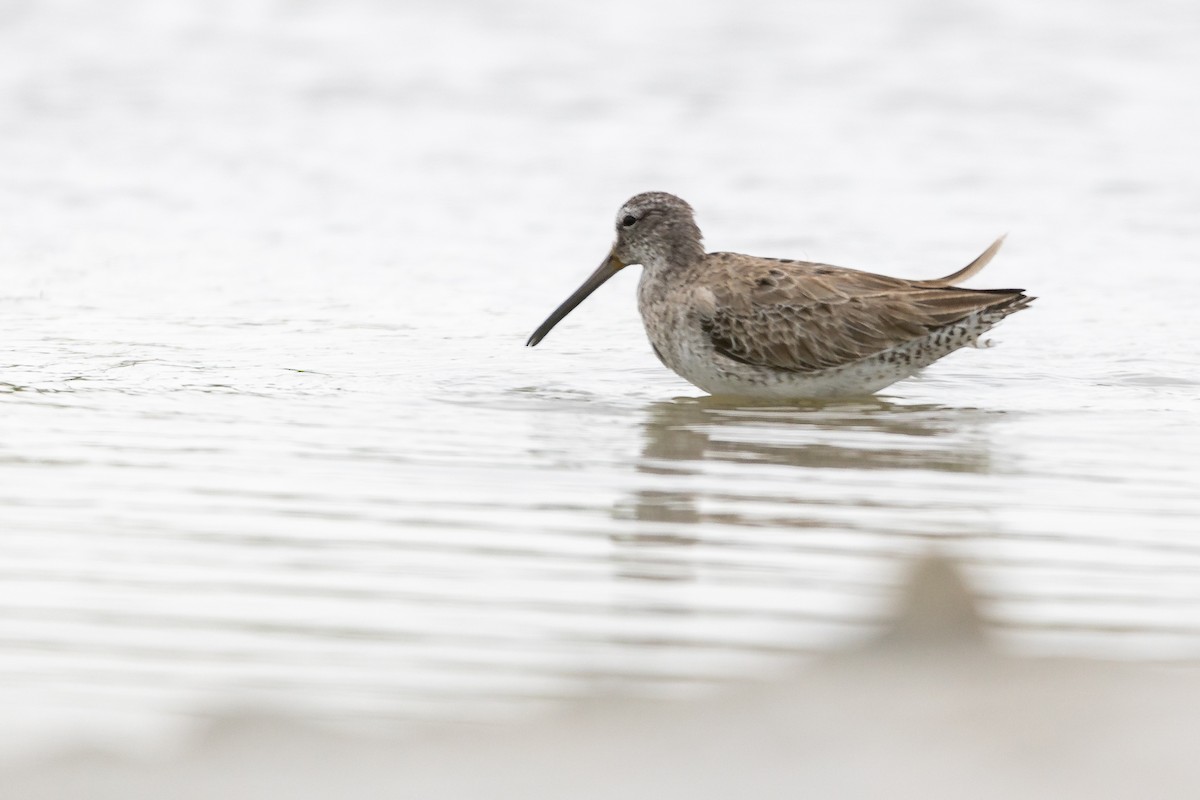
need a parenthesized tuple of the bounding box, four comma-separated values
(636, 272, 713, 374)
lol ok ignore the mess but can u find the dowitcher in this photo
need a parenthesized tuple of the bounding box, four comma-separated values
(526, 192, 1033, 399)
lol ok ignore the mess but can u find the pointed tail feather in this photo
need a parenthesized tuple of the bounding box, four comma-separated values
(923, 235, 1007, 287)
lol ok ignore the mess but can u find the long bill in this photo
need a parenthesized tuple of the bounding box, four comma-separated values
(525, 251, 626, 346)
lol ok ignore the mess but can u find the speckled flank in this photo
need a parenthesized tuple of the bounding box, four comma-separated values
(530, 192, 1033, 399)
(667, 304, 1030, 399)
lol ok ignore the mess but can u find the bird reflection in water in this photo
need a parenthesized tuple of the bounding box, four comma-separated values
(610, 395, 1001, 584)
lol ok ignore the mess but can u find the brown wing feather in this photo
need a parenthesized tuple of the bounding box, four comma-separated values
(701, 254, 1029, 373)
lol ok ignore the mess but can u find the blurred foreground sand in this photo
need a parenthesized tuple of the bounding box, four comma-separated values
(6, 558, 1198, 799)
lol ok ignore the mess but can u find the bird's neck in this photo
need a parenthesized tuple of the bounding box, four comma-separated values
(640, 234, 705, 279)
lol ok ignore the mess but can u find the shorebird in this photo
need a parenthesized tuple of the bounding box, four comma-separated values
(526, 192, 1033, 399)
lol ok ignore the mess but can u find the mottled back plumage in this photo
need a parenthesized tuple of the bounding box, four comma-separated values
(526, 192, 1034, 399)
(699, 254, 1029, 373)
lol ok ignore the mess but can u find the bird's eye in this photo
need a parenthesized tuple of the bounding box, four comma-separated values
(621, 214, 637, 227)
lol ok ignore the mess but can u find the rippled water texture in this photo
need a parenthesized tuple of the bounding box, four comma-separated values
(2, 0, 1199, 754)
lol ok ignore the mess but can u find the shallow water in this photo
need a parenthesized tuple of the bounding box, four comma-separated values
(2, 0, 1199, 755)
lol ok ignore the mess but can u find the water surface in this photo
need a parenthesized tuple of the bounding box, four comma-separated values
(2, 0, 1199, 755)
